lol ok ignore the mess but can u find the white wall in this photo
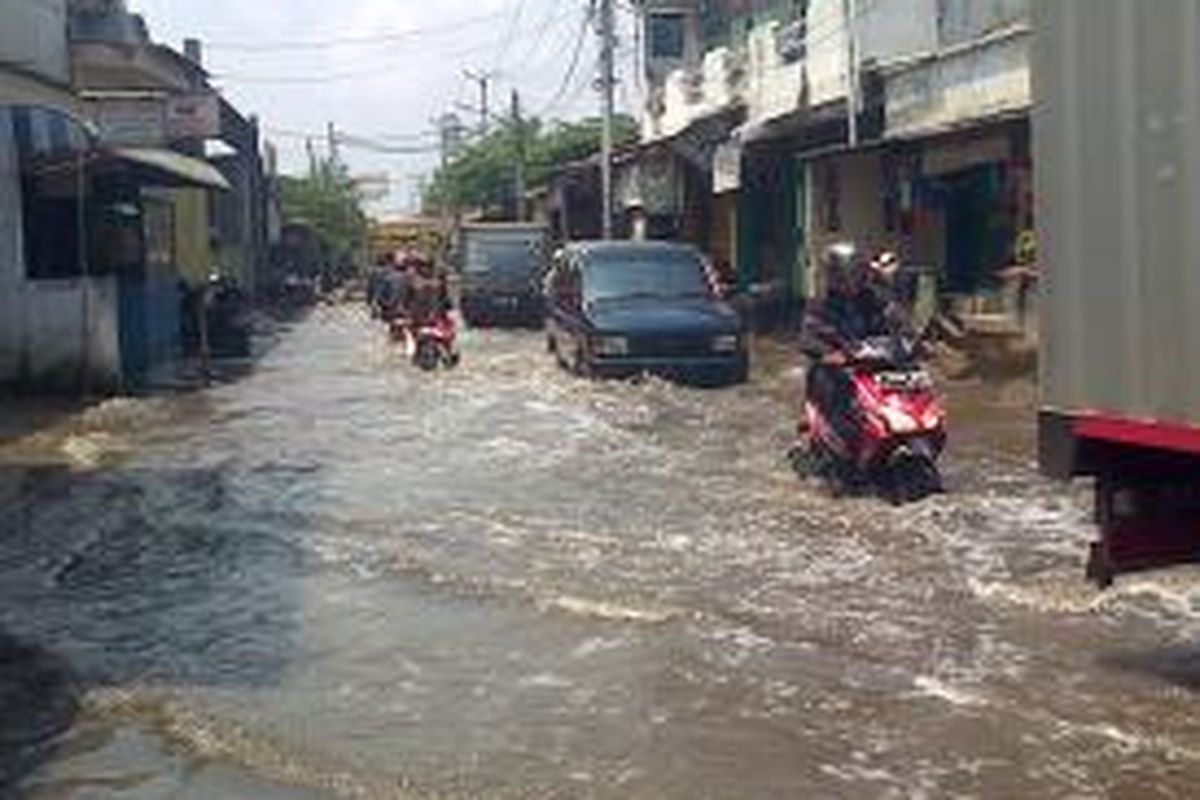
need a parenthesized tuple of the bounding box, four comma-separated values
(807, 0, 851, 107)
(858, 0, 938, 66)
(938, 0, 1029, 47)
(743, 22, 804, 128)
(646, 45, 742, 141)
(809, 151, 888, 294)
(887, 31, 1031, 138)
(19, 279, 122, 390)
(0, 0, 70, 87)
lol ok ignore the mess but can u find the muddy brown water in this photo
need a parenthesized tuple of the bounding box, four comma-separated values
(3, 307, 1200, 799)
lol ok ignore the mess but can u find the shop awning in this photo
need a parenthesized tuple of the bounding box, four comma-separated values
(105, 147, 231, 191)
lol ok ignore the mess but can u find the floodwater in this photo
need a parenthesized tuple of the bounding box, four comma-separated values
(3, 307, 1200, 799)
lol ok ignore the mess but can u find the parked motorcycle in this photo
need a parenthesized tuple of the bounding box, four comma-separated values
(793, 335, 946, 504)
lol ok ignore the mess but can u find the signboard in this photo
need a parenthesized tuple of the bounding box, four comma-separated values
(92, 98, 165, 146)
(166, 93, 221, 140)
(713, 141, 742, 194)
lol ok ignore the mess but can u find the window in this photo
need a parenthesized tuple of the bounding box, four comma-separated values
(583, 248, 711, 303)
(647, 13, 686, 60)
(7, 106, 92, 280)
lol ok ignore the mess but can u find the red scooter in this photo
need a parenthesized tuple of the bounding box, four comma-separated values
(794, 335, 946, 504)
(392, 312, 460, 372)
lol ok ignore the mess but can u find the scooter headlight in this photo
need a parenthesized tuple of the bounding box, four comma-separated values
(878, 403, 920, 435)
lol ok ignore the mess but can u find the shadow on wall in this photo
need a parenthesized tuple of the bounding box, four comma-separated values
(0, 461, 308, 793)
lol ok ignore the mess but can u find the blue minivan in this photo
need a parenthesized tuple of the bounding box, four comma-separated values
(545, 241, 748, 385)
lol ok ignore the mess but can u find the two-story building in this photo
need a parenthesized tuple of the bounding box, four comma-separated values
(633, 0, 1035, 335)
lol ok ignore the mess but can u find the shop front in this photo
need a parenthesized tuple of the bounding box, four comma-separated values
(911, 121, 1036, 333)
(804, 119, 1035, 336)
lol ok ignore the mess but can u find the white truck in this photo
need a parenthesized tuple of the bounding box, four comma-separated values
(1034, 0, 1200, 585)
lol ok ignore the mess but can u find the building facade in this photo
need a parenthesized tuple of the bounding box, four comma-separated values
(0, 0, 123, 390)
(1, 0, 272, 393)
(633, 0, 1035, 335)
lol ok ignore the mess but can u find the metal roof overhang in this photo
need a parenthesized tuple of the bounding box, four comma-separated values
(102, 146, 231, 190)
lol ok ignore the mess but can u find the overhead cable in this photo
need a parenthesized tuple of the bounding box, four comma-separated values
(205, 9, 508, 52)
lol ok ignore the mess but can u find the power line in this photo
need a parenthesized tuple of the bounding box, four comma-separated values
(513, 0, 565, 71)
(205, 9, 508, 52)
(212, 7, 582, 87)
(336, 131, 444, 155)
(493, 0, 527, 72)
(213, 66, 400, 85)
(515, 2, 587, 92)
(536, 8, 593, 118)
(264, 126, 443, 155)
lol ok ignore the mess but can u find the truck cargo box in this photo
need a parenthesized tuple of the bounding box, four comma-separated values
(1034, 0, 1200, 584)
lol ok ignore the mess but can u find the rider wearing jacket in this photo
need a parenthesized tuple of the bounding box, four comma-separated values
(403, 255, 452, 327)
(800, 242, 907, 446)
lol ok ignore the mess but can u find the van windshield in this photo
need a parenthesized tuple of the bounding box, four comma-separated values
(584, 249, 711, 303)
(466, 240, 540, 275)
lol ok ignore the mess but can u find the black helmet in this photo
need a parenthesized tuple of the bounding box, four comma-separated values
(822, 241, 864, 290)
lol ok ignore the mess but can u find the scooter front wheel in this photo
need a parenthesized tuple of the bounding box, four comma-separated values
(887, 458, 942, 505)
(414, 340, 441, 371)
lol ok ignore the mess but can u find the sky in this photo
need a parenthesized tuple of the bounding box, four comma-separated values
(128, 0, 642, 217)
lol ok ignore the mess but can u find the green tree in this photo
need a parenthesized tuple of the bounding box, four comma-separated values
(279, 156, 368, 273)
(425, 114, 639, 215)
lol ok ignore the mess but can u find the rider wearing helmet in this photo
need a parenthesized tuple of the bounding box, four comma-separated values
(402, 253, 452, 328)
(800, 242, 907, 443)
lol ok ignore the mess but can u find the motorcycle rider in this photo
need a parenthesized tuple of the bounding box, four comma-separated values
(799, 242, 909, 448)
(376, 251, 414, 323)
(367, 253, 392, 318)
(403, 254, 452, 328)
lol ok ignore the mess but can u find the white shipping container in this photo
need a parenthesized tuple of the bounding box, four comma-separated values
(1034, 0, 1200, 427)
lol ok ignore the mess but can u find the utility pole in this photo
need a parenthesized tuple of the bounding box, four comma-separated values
(327, 121, 340, 164)
(463, 69, 493, 135)
(436, 113, 464, 170)
(512, 89, 526, 221)
(597, 0, 616, 239)
(843, 0, 860, 148)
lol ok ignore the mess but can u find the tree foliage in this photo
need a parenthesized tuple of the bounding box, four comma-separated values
(279, 157, 368, 268)
(425, 114, 639, 215)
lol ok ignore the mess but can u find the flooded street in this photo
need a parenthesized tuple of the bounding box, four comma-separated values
(4, 306, 1200, 799)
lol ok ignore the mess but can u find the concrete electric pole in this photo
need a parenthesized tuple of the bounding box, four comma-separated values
(843, 0, 860, 148)
(327, 121, 340, 164)
(463, 69, 493, 135)
(512, 89, 526, 221)
(597, 0, 616, 239)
